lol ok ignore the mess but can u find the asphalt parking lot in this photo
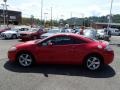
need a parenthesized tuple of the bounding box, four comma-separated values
(0, 36, 120, 90)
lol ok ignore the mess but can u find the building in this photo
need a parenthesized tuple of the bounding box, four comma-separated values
(0, 9, 22, 25)
(93, 22, 120, 29)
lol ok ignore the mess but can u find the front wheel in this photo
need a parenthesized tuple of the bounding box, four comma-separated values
(84, 55, 103, 71)
(17, 53, 34, 67)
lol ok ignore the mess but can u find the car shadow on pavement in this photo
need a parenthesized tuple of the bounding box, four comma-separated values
(4, 61, 116, 78)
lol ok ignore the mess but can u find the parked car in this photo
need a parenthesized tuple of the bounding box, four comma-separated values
(40, 29, 62, 39)
(8, 33, 114, 71)
(96, 29, 111, 41)
(1, 28, 29, 39)
(41, 28, 74, 39)
(108, 28, 120, 36)
(96, 29, 105, 39)
(83, 29, 97, 39)
(19, 28, 46, 41)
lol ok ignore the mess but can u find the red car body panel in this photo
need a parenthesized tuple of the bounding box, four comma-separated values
(8, 33, 114, 65)
(19, 29, 46, 41)
(0, 28, 11, 33)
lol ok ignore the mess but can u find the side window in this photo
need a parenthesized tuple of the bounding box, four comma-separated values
(40, 36, 86, 46)
(72, 38, 86, 44)
(53, 36, 74, 45)
(41, 36, 74, 46)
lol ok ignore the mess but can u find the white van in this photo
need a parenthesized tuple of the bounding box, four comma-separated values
(109, 28, 120, 36)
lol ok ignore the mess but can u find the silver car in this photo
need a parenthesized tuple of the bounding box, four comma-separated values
(83, 29, 97, 39)
(41, 29, 62, 39)
(1, 28, 29, 39)
(96, 29, 105, 39)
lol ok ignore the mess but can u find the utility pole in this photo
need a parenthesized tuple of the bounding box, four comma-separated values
(6, 5, 9, 26)
(51, 7, 53, 29)
(107, 0, 113, 29)
(41, 0, 43, 25)
(1, 4, 5, 25)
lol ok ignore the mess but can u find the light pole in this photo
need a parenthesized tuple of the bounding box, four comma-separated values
(44, 13, 48, 27)
(4, 0, 7, 25)
(41, 0, 43, 24)
(6, 5, 9, 26)
(1, 0, 8, 26)
(1, 4, 5, 25)
(107, 0, 113, 29)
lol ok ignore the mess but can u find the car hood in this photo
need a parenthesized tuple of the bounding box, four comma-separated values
(41, 33, 55, 37)
(20, 31, 34, 35)
(2, 30, 16, 34)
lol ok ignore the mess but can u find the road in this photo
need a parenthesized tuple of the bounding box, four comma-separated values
(0, 36, 120, 90)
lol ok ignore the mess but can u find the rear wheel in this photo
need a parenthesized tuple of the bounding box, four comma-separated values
(17, 53, 34, 67)
(1, 35, 6, 39)
(84, 55, 103, 71)
(12, 34, 17, 39)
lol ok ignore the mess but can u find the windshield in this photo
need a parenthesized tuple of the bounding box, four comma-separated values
(48, 29, 60, 33)
(29, 28, 38, 32)
(11, 29, 19, 31)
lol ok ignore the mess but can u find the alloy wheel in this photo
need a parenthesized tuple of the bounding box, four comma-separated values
(86, 56, 101, 71)
(12, 34, 17, 39)
(18, 53, 33, 67)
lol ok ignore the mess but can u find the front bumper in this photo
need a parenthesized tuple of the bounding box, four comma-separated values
(8, 51, 17, 62)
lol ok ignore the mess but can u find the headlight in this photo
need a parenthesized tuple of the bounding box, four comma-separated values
(105, 45, 113, 51)
(9, 47, 17, 52)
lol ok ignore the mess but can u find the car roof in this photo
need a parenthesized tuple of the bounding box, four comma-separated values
(40, 33, 93, 43)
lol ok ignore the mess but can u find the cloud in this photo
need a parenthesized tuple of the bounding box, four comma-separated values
(1, 0, 120, 20)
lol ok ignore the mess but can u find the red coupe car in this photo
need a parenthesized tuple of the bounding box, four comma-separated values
(19, 28, 46, 41)
(8, 33, 114, 71)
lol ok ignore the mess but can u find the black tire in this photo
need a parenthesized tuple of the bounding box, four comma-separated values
(17, 52, 34, 67)
(84, 55, 103, 71)
(1, 34, 7, 39)
(12, 34, 17, 39)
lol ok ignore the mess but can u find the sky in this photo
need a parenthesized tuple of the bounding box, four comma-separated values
(0, 0, 120, 20)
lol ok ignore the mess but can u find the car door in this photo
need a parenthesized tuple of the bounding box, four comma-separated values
(35, 36, 75, 64)
(50, 36, 75, 64)
(35, 38, 55, 64)
(71, 38, 88, 64)
(51, 36, 88, 64)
